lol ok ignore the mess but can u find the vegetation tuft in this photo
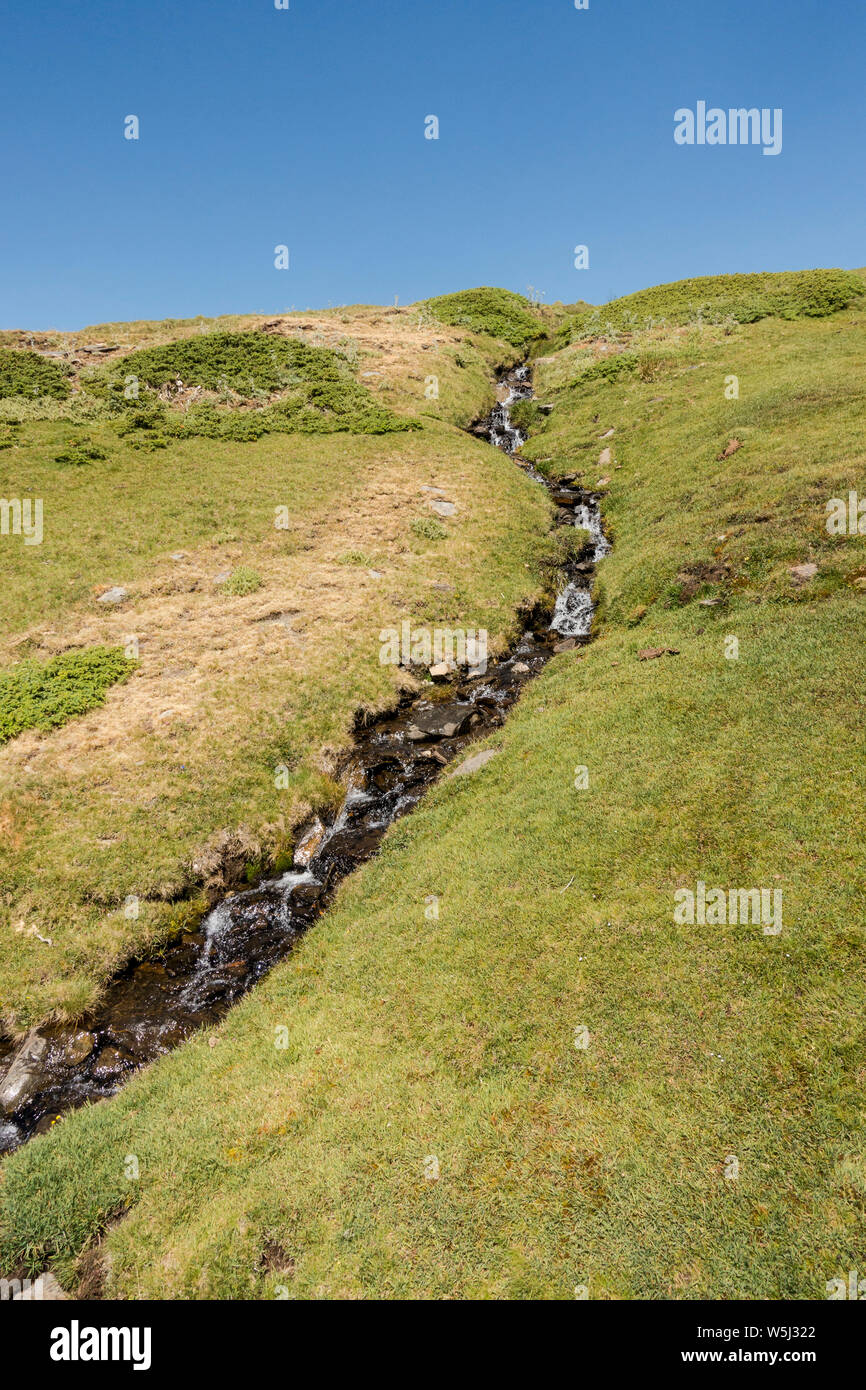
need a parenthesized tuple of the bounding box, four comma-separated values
(410, 516, 448, 541)
(219, 567, 264, 597)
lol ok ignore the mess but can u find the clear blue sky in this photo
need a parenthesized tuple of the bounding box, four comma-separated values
(2, 0, 863, 329)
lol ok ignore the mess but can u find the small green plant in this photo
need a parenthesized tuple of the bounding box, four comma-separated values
(410, 516, 448, 542)
(0, 348, 72, 401)
(219, 567, 264, 597)
(336, 550, 378, 567)
(54, 438, 108, 466)
(0, 646, 137, 745)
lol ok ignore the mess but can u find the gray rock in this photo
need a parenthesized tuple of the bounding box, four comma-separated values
(789, 563, 818, 582)
(428, 662, 452, 681)
(450, 748, 499, 777)
(0, 1029, 48, 1113)
(428, 499, 456, 517)
(512, 661, 531, 674)
(405, 703, 474, 741)
(96, 586, 128, 605)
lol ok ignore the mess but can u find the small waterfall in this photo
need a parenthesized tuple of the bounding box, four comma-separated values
(488, 365, 609, 640)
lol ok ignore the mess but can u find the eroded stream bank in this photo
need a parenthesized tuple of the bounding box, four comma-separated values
(0, 363, 610, 1155)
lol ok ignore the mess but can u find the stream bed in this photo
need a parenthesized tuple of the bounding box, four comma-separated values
(0, 363, 610, 1155)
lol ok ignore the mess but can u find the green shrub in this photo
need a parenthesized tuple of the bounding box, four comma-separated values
(572, 352, 639, 386)
(219, 567, 264, 597)
(54, 438, 108, 466)
(557, 270, 865, 345)
(103, 332, 417, 438)
(0, 348, 72, 401)
(423, 288, 547, 350)
(0, 646, 136, 745)
(410, 516, 448, 541)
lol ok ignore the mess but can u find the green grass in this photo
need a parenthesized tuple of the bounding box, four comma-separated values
(424, 288, 548, 351)
(1, 277, 864, 1301)
(0, 647, 136, 745)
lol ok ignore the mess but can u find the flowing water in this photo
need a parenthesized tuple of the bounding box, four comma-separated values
(0, 363, 609, 1155)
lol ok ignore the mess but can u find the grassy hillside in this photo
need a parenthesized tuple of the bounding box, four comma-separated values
(0, 304, 553, 1028)
(1, 273, 864, 1300)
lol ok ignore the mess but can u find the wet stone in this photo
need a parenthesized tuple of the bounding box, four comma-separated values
(91, 1046, 134, 1082)
(0, 1029, 48, 1113)
(63, 1031, 97, 1067)
(290, 881, 323, 909)
(405, 703, 474, 741)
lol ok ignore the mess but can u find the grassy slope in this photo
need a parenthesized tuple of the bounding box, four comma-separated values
(1, 279, 865, 1299)
(0, 304, 553, 1027)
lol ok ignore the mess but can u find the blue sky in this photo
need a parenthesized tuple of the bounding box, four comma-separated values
(1, 0, 863, 328)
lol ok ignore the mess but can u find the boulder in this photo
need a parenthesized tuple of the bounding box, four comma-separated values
(405, 703, 474, 741)
(0, 1030, 48, 1113)
(96, 586, 128, 605)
